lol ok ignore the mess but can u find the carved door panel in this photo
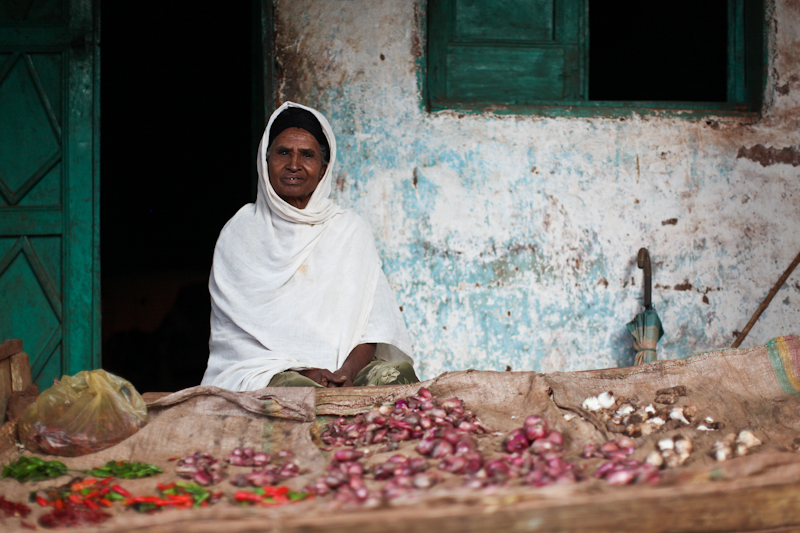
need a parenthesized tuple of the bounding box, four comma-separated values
(0, 0, 99, 388)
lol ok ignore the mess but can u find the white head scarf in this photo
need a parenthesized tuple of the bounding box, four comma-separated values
(201, 102, 413, 391)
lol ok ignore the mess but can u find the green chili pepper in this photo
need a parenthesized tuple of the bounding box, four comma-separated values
(2, 457, 68, 483)
(174, 482, 210, 506)
(288, 491, 308, 502)
(84, 461, 162, 479)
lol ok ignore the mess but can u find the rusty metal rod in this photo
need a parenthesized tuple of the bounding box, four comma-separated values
(732, 249, 800, 349)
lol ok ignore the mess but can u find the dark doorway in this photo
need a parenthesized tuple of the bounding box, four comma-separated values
(589, 1, 728, 102)
(101, 1, 255, 392)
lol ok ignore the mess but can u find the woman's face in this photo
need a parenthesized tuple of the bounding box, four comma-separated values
(267, 127, 327, 209)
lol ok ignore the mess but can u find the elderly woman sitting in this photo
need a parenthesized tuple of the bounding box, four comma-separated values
(201, 102, 418, 390)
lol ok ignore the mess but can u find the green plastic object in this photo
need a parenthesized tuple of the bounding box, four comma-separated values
(627, 308, 664, 366)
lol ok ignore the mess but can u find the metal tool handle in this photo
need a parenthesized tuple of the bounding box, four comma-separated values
(637, 248, 652, 309)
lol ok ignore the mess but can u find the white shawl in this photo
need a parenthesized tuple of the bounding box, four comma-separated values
(201, 102, 413, 391)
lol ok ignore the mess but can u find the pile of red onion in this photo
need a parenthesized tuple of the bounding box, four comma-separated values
(175, 451, 226, 486)
(374, 454, 437, 499)
(306, 388, 667, 506)
(583, 438, 660, 485)
(463, 414, 578, 488)
(225, 447, 271, 467)
(320, 387, 489, 450)
(227, 449, 300, 488)
(310, 449, 372, 504)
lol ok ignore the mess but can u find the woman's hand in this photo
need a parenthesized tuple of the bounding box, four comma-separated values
(328, 370, 354, 388)
(298, 368, 346, 387)
(300, 344, 376, 388)
(333, 343, 376, 387)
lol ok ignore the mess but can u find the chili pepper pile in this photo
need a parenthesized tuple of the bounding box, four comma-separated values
(85, 460, 163, 479)
(124, 481, 222, 513)
(31, 478, 120, 528)
(0, 495, 32, 517)
(31, 477, 129, 511)
(2, 456, 68, 482)
(37, 501, 112, 528)
(233, 486, 312, 506)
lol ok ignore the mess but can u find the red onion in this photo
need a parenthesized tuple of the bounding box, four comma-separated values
(442, 428, 461, 445)
(505, 432, 529, 454)
(524, 425, 547, 442)
(601, 441, 620, 453)
(431, 440, 455, 459)
(455, 437, 476, 455)
(334, 449, 363, 462)
(372, 428, 388, 444)
(438, 455, 467, 474)
(524, 415, 547, 430)
(416, 437, 436, 456)
(484, 459, 510, 477)
(440, 398, 464, 413)
(547, 431, 564, 446)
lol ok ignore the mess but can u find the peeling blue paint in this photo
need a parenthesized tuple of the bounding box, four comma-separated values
(275, 0, 800, 380)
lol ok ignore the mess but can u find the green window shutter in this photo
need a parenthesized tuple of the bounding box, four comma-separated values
(427, 0, 765, 117)
(742, 0, 765, 112)
(428, 0, 585, 109)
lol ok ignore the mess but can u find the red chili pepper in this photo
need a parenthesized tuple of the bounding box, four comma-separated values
(72, 479, 97, 492)
(117, 461, 124, 466)
(130, 496, 162, 504)
(35, 496, 48, 507)
(234, 491, 264, 503)
(68, 494, 83, 504)
(111, 485, 131, 497)
(84, 499, 99, 511)
(157, 482, 175, 491)
(99, 499, 113, 507)
(20, 521, 36, 530)
(262, 486, 290, 497)
(54, 499, 64, 510)
(200, 500, 208, 507)
(99, 477, 114, 486)
(84, 491, 100, 500)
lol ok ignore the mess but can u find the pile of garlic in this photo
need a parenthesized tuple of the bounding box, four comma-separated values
(712, 430, 762, 461)
(646, 436, 693, 468)
(580, 386, 716, 438)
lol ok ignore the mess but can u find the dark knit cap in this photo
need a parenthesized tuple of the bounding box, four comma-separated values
(268, 107, 329, 155)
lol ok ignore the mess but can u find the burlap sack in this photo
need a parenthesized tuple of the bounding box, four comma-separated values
(1, 336, 799, 532)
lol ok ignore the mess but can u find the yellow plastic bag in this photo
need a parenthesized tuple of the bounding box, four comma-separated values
(18, 369, 147, 456)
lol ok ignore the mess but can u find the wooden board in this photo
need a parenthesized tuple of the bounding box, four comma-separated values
(0, 338, 22, 362)
(0, 358, 11, 425)
(99, 471, 800, 533)
(9, 352, 31, 392)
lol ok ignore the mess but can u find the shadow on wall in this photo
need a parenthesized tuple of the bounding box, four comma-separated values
(102, 281, 210, 393)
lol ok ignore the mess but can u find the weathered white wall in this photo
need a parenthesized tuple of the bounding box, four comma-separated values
(274, 0, 800, 380)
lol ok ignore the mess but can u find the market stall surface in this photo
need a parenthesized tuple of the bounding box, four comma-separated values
(2, 336, 800, 533)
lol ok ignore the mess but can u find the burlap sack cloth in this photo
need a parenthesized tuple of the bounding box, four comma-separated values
(1, 335, 800, 533)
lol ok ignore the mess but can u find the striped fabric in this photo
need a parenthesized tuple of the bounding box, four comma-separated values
(766, 335, 800, 395)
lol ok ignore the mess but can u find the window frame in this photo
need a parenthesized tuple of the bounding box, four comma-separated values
(424, 0, 767, 119)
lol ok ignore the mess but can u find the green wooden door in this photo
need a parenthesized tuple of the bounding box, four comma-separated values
(0, 0, 99, 389)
